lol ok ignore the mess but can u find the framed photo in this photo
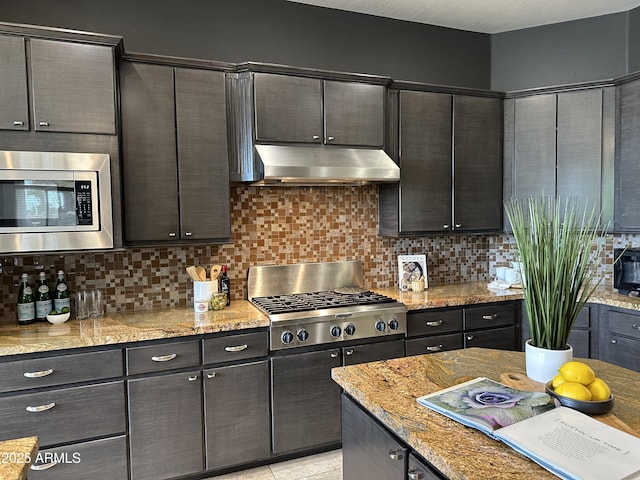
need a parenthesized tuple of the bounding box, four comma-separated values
(398, 254, 428, 290)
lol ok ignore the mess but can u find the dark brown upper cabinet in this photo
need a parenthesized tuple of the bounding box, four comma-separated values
(0, 34, 117, 134)
(379, 89, 502, 235)
(253, 72, 385, 147)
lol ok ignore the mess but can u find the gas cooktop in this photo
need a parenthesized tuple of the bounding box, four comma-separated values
(251, 290, 396, 315)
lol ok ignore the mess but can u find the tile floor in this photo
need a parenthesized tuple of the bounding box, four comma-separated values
(206, 449, 342, 480)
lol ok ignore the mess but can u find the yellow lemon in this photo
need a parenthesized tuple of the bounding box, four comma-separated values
(586, 378, 611, 401)
(554, 382, 593, 401)
(558, 361, 596, 385)
(551, 373, 566, 389)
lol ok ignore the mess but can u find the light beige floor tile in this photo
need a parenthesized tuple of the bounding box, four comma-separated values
(270, 450, 343, 480)
(205, 465, 275, 480)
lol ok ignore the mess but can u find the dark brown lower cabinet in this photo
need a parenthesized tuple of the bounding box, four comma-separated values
(408, 452, 445, 480)
(29, 435, 127, 480)
(127, 370, 203, 480)
(204, 360, 271, 469)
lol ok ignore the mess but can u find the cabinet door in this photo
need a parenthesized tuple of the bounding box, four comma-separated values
(271, 349, 342, 454)
(513, 94, 556, 198)
(176, 68, 231, 240)
(254, 72, 322, 143)
(557, 89, 603, 209)
(343, 339, 404, 365)
(120, 62, 179, 243)
(464, 326, 516, 351)
(30, 39, 116, 134)
(342, 395, 406, 480)
(128, 371, 203, 480)
(453, 95, 502, 231)
(0, 35, 29, 130)
(615, 80, 640, 231)
(324, 80, 384, 146)
(398, 90, 452, 232)
(204, 360, 270, 470)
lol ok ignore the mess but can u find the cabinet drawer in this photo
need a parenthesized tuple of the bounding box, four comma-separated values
(464, 303, 515, 330)
(202, 331, 268, 365)
(406, 333, 463, 356)
(608, 311, 640, 340)
(126, 339, 200, 375)
(0, 381, 125, 446)
(574, 306, 591, 329)
(0, 349, 122, 393)
(605, 334, 640, 372)
(29, 435, 127, 480)
(342, 339, 405, 366)
(407, 309, 462, 337)
(464, 326, 516, 351)
(408, 452, 444, 480)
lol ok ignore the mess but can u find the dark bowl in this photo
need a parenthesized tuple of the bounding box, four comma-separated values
(545, 382, 614, 415)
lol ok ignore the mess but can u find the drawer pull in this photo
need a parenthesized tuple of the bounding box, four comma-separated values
(207, 372, 216, 379)
(466, 335, 474, 341)
(26, 402, 56, 412)
(23, 368, 54, 378)
(388, 450, 403, 461)
(426, 320, 443, 327)
(408, 470, 424, 480)
(482, 314, 498, 320)
(188, 375, 199, 382)
(330, 352, 339, 358)
(31, 461, 58, 471)
(151, 353, 177, 362)
(632, 324, 640, 330)
(426, 345, 443, 352)
(39, 121, 50, 127)
(13, 120, 24, 126)
(224, 344, 248, 352)
(611, 339, 617, 344)
(345, 349, 354, 356)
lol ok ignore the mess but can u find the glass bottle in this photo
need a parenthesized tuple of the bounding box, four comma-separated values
(17, 273, 36, 325)
(220, 265, 230, 306)
(54, 270, 71, 313)
(35, 272, 52, 321)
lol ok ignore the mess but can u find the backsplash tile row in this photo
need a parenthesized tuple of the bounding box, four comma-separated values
(0, 185, 633, 323)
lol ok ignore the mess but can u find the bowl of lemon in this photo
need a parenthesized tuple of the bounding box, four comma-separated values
(545, 361, 614, 415)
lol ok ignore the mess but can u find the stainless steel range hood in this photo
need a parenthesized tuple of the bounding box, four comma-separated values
(250, 144, 399, 186)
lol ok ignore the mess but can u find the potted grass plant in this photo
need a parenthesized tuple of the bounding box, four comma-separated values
(504, 194, 606, 383)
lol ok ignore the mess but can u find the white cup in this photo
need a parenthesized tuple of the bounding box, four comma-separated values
(193, 281, 218, 310)
(504, 268, 522, 285)
(496, 266, 508, 281)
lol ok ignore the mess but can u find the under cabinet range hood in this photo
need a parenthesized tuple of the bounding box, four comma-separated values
(248, 145, 400, 186)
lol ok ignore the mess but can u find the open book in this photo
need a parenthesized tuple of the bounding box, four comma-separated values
(417, 377, 640, 480)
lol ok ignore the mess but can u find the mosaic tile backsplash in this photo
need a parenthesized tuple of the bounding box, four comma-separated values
(0, 185, 634, 323)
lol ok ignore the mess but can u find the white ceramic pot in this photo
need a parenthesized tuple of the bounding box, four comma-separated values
(525, 339, 573, 384)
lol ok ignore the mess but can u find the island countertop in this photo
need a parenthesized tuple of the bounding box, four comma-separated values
(0, 436, 38, 480)
(331, 348, 640, 480)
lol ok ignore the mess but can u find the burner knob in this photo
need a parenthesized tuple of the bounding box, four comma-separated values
(374, 320, 387, 333)
(330, 325, 342, 338)
(297, 329, 309, 342)
(281, 330, 294, 344)
(388, 318, 399, 330)
(344, 323, 356, 336)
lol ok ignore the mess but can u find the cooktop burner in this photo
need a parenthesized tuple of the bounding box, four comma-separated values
(251, 290, 396, 315)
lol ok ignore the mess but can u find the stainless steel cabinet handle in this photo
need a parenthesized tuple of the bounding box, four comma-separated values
(312, 135, 320, 140)
(455, 223, 462, 228)
(13, 120, 24, 126)
(168, 232, 177, 237)
(426, 345, 443, 352)
(31, 461, 58, 471)
(611, 339, 617, 344)
(388, 450, 403, 461)
(632, 324, 640, 330)
(330, 352, 339, 358)
(24, 368, 54, 378)
(26, 402, 56, 412)
(443, 224, 449, 229)
(185, 232, 192, 236)
(345, 349, 354, 356)
(39, 121, 49, 127)
(151, 353, 177, 362)
(408, 470, 424, 480)
(224, 344, 248, 352)
(466, 335, 474, 341)
(188, 375, 198, 382)
(327, 136, 335, 142)
(426, 320, 443, 327)
(482, 314, 498, 320)
(207, 372, 216, 379)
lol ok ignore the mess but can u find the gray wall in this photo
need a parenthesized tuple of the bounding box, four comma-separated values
(490, 12, 629, 91)
(0, 0, 491, 89)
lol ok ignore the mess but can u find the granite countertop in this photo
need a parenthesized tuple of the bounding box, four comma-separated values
(2, 282, 639, 358)
(331, 348, 640, 480)
(0, 436, 38, 480)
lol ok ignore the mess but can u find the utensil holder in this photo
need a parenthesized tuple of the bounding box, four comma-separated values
(194, 281, 218, 310)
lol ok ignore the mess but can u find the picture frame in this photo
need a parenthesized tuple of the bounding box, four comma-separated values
(398, 254, 428, 290)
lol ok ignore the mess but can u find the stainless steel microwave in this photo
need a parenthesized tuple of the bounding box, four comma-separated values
(614, 248, 640, 295)
(0, 151, 113, 253)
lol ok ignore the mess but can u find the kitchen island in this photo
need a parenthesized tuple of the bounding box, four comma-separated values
(0, 436, 38, 480)
(331, 347, 640, 480)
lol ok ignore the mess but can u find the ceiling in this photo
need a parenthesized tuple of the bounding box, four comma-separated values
(286, 0, 640, 33)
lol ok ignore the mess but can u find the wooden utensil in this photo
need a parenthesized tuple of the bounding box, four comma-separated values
(210, 264, 221, 280)
(196, 266, 207, 281)
(186, 266, 200, 281)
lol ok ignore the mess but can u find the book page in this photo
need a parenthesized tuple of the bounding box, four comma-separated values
(495, 407, 640, 480)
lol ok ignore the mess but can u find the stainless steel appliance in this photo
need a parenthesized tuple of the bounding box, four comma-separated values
(247, 260, 407, 351)
(0, 151, 113, 253)
(614, 248, 640, 295)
